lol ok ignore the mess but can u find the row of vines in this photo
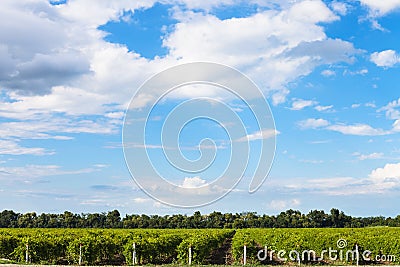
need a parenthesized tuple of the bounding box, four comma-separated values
(232, 228, 400, 264)
(0, 229, 233, 265)
(1, 228, 400, 265)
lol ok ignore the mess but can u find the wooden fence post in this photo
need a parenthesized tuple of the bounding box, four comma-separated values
(188, 246, 192, 265)
(243, 245, 247, 265)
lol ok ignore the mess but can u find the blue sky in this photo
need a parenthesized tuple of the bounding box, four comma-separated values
(1, 0, 400, 216)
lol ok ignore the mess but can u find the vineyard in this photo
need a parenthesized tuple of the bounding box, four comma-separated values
(232, 228, 400, 265)
(0, 229, 233, 265)
(0, 228, 399, 265)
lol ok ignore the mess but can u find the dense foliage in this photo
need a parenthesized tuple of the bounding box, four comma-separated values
(1, 209, 400, 228)
(232, 228, 400, 264)
(0, 228, 233, 265)
(1, 228, 400, 265)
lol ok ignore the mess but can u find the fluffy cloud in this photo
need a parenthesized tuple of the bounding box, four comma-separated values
(315, 105, 333, 111)
(326, 123, 388, 136)
(360, 0, 400, 17)
(236, 129, 279, 142)
(291, 99, 317, 110)
(0, 1, 92, 95)
(269, 198, 300, 211)
(0, 140, 52, 156)
(0, 164, 98, 181)
(330, 1, 349, 16)
(353, 152, 384, 160)
(368, 162, 400, 191)
(285, 161, 400, 195)
(1, 0, 359, 108)
(370, 162, 400, 179)
(0, 0, 361, 158)
(298, 118, 329, 129)
(321, 69, 335, 77)
(181, 176, 207, 188)
(165, 1, 358, 103)
(370, 50, 400, 68)
(379, 98, 400, 120)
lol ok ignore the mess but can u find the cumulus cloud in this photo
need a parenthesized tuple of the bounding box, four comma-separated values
(321, 69, 335, 77)
(298, 118, 329, 129)
(326, 123, 388, 136)
(133, 197, 151, 203)
(359, 0, 400, 17)
(0, 140, 52, 156)
(330, 1, 349, 16)
(291, 99, 317, 110)
(370, 50, 400, 68)
(392, 119, 400, 132)
(269, 198, 300, 211)
(379, 98, 400, 120)
(315, 105, 333, 111)
(0, 0, 362, 161)
(368, 162, 400, 191)
(353, 152, 384, 160)
(0, 164, 98, 181)
(285, 166, 400, 195)
(236, 129, 279, 142)
(369, 162, 400, 179)
(181, 176, 207, 188)
(0, 2, 91, 95)
(0, 0, 361, 104)
(359, 0, 400, 30)
(164, 1, 358, 104)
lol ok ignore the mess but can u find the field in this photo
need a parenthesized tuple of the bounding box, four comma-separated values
(0, 228, 399, 265)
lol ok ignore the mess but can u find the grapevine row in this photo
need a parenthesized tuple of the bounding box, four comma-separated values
(0, 229, 233, 265)
(232, 228, 400, 264)
(2, 228, 400, 265)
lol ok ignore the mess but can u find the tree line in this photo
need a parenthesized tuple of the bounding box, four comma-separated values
(0, 208, 399, 228)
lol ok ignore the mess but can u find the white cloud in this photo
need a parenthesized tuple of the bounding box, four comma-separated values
(0, 164, 98, 181)
(0, 0, 359, 109)
(269, 198, 300, 211)
(359, 0, 400, 17)
(369, 162, 400, 191)
(285, 162, 400, 195)
(0, 118, 118, 140)
(165, 1, 357, 104)
(299, 159, 324, 164)
(315, 105, 333, 111)
(330, 1, 349, 16)
(379, 98, 400, 120)
(321, 69, 335, 77)
(236, 129, 279, 142)
(365, 102, 376, 108)
(392, 119, 400, 132)
(0, 0, 360, 165)
(353, 152, 384, 160)
(326, 123, 388, 136)
(181, 176, 207, 188)
(58, 0, 155, 28)
(369, 162, 400, 179)
(291, 99, 317, 110)
(174, 0, 236, 11)
(298, 118, 329, 129)
(133, 197, 151, 203)
(370, 50, 400, 68)
(105, 112, 125, 119)
(344, 68, 369, 75)
(0, 140, 52, 156)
